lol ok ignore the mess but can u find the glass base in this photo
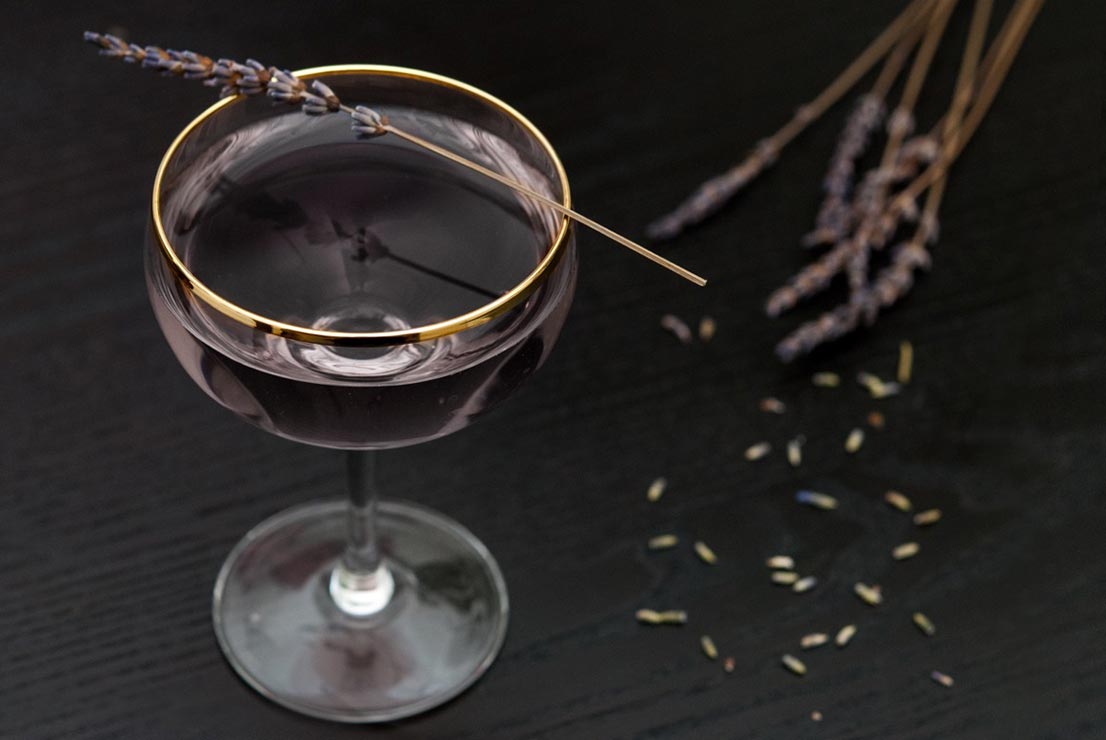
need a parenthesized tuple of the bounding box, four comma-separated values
(212, 500, 509, 723)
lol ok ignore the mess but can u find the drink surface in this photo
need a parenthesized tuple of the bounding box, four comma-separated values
(150, 110, 574, 448)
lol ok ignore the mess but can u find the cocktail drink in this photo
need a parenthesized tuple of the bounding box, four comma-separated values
(147, 65, 576, 721)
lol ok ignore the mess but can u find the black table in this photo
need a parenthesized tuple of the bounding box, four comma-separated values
(3, 2, 1103, 737)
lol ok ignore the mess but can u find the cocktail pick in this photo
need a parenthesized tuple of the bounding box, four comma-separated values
(83, 32, 706, 287)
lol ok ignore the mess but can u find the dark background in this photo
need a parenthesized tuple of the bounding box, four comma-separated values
(2, 1, 1103, 738)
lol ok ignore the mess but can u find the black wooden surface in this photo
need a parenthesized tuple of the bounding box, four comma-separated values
(2, 1, 1104, 738)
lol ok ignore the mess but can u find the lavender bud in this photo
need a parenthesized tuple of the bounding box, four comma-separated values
(900, 243, 932, 270)
(300, 92, 330, 115)
(236, 81, 264, 96)
(268, 75, 306, 104)
(311, 80, 341, 111)
(351, 105, 387, 137)
(210, 59, 238, 84)
(266, 69, 306, 104)
(125, 43, 147, 63)
(161, 53, 185, 76)
(920, 213, 940, 243)
(887, 108, 914, 139)
(141, 46, 166, 70)
(270, 69, 304, 92)
(898, 197, 919, 221)
(235, 63, 271, 95)
(182, 64, 209, 79)
(177, 51, 211, 79)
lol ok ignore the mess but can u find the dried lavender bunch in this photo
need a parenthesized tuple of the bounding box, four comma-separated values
(769, 0, 955, 358)
(82, 32, 387, 136)
(644, 0, 1037, 359)
(773, 0, 1026, 361)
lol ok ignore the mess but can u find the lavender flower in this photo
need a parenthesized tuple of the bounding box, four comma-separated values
(645, 139, 778, 241)
(886, 107, 915, 140)
(301, 80, 341, 114)
(884, 134, 940, 187)
(351, 105, 388, 137)
(179, 51, 215, 80)
(83, 32, 127, 58)
(765, 242, 852, 317)
(266, 68, 306, 103)
(918, 211, 940, 244)
(803, 94, 886, 247)
(232, 60, 272, 95)
(775, 303, 862, 362)
(868, 240, 932, 315)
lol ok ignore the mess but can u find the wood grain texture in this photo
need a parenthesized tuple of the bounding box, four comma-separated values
(1, 1, 1103, 738)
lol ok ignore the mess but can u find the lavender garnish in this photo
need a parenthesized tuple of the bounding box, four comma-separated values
(83, 32, 388, 135)
(83, 31, 705, 285)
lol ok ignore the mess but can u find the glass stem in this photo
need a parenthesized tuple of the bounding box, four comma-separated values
(329, 450, 395, 616)
(345, 450, 382, 572)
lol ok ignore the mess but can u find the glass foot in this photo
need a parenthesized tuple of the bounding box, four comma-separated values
(212, 500, 509, 723)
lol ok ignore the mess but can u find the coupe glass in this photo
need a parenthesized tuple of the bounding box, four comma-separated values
(145, 65, 577, 722)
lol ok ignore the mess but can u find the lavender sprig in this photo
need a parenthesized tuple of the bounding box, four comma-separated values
(764, 242, 851, 318)
(82, 31, 387, 135)
(774, 302, 863, 363)
(802, 94, 887, 248)
(644, 139, 779, 241)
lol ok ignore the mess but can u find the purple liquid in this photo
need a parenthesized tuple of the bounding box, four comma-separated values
(149, 113, 574, 449)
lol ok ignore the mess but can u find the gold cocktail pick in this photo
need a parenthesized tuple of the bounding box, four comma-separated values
(84, 32, 706, 287)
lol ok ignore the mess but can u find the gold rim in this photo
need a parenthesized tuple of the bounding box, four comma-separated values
(151, 64, 572, 347)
